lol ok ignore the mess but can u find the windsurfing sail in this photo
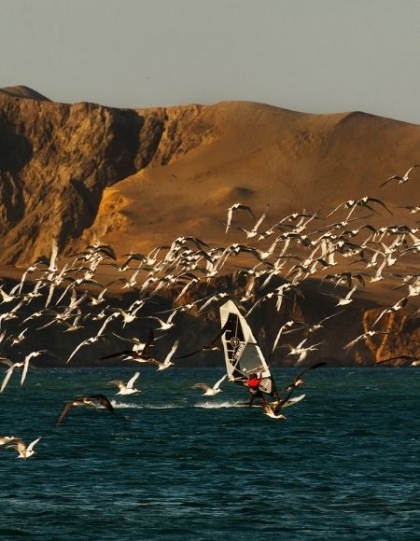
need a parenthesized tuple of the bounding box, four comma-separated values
(219, 300, 278, 398)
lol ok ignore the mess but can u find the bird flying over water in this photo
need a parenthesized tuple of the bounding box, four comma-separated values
(111, 372, 141, 395)
(374, 355, 420, 366)
(149, 339, 179, 370)
(0, 350, 47, 393)
(56, 394, 114, 426)
(5, 436, 41, 459)
(191, 374, 227, 396)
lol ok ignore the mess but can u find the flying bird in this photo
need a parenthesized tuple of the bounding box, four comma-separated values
(380, 165, 419, 188)
(375, 355, 420, 366)
(56, 394, 114, 426)
(149, 339, 179, 371)
(111, 372, 141, 395)
(225, 203, 256, 233)
(0, 350, 47, 393)
(343, 330, 393, 350)
(5, 436, 41, 459)
(191, 374, 227, 396)
(102, 328, 156, 361)
(174, 322, 229, 359)
(262, 363, 326, 419)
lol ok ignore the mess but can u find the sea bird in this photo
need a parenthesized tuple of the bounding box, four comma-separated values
(225, 203, 256, 233)
(375, 355, 420, 366)
(380, 165, 419, 188)
(6, 436, 41, 459)
(111, 372, 141, 395)
(56, 394, 114, 426)
(148, 339, 179, 371)
(191, 374, 227, 396)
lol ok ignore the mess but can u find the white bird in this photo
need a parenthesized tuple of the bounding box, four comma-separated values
(237, 205, 269, 238)
(191, 374, 227, 396)
(322, 285, 359, 307)
(225, 203, 255, 233)
(372, 297, 408, 327)
(0, 350, 46, 392)
(271, 320, 299, 353)
(6, 436, 41, 459)
(145, 310, 177, 332)
(149, 339, 179, 370)
(283, 338, 323, 364)
(343, 330, 393, 350)
(66, 336, 107, 364)
(380, 165, 419, 187)
(112, 372, 141, 395)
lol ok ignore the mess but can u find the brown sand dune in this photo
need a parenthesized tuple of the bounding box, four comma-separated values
(87, 102, 420, 262)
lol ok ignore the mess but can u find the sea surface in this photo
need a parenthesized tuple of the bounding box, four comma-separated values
(1, 365, 419, 540)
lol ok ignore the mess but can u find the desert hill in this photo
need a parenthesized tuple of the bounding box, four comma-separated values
(1, 86, 420, 367)
(1, 88, 420, 265)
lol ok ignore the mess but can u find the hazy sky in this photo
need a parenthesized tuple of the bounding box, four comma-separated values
(2, 0, 420, 124)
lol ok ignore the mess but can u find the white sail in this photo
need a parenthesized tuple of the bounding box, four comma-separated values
(219, 300, 278, 397)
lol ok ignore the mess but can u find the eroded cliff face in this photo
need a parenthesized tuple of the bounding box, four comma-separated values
(0, 92, 213, 264)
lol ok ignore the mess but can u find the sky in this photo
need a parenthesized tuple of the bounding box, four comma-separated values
(2, 0, 420, 124)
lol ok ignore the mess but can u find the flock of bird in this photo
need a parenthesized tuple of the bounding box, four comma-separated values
(2, 164, 420, 454)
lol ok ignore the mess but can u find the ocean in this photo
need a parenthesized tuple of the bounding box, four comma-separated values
(0, 365, 419, 540)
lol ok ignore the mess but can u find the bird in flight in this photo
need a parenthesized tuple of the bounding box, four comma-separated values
(380, 164, 419, 187)
(5, 436, 41, 459)
(191, 374, 227, 396)
(56, 394, 114, 426)
(111, 372, 141, 395)
(225, 203, 256, 233)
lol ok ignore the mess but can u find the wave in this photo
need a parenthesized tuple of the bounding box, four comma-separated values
(194, 400, 248, 408)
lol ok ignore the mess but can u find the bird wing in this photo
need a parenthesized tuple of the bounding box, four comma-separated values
(379, 176, 398, 188)
(254, 204, 269, 231)
(0, 365, 18, 393)
(164, 339, 180, 364)
(174, 323, 227, 359)
(406, 164, 419, 176)
(101, 349, 135, 360)
(66, 340, 89, 364)
(6, 437, 27, 454)
(375, 355, 419, 365)
(343, 335, 365, 350)
(126, 372, 140, 389)
(213, 373, 227, 389)
(20, 358, 30, 386)
(27, 437, 41, 452)
(191, 382, 210, 391)
(367, 197, 393, 215)
(56, 400, 81, 426)
(89, 394, 114, 413)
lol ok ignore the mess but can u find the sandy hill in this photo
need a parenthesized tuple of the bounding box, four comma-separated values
(0, 88, 419, 265)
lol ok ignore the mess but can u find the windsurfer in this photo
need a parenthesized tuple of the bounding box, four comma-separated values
(245, 373, 267, 407)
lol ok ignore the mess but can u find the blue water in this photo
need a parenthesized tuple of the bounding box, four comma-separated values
(1, 366, 419, 540)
